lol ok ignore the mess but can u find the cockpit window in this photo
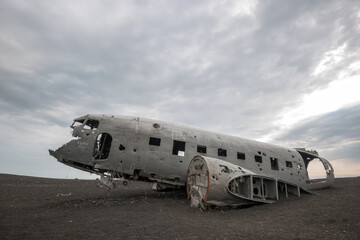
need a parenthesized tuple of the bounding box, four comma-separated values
(72, 119, 85, 128)
(84, 119, 99, 130)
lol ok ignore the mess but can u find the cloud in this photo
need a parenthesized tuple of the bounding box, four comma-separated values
(274, 104, 360, 178)
(0, 0, 360, 178)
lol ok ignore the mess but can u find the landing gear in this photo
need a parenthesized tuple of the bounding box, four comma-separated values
(99, 175, 116, 189)
(97, 172, 130, 189)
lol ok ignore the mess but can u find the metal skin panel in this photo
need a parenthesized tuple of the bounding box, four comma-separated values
(187, 156, 257, 208)
(49, 114, 335, 207)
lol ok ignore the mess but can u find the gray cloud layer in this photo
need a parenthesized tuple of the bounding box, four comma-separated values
(1, 0, 359, 177)
(275, 103, 360, 155)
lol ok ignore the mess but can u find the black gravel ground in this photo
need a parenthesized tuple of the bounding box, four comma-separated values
(0, 174, 359, 239)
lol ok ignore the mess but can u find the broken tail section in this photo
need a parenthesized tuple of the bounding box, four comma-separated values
(186, 155, 332, 210)
(295, 148, 335, 190)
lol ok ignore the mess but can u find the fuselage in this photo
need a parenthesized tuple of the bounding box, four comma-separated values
(49, 114, 334, 191)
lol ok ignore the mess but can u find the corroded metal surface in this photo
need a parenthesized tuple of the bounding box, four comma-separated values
(49, 114, 334, 208)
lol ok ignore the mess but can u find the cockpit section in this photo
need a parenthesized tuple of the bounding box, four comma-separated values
(71, 116, 100, 138)
(49, 115, 115, 178)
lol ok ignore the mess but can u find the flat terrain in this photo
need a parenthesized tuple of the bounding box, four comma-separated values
(0, 174, 359, 240)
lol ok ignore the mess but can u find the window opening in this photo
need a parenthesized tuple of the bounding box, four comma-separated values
(197, 145, 207, 154)
(270, 157, 279, 170)
(237, 152, 245, 160)
(286, 161, 293, 168)
(149, 137, 161, 146)
(218, 148, 227, 157)
(93, 133, 112, 159)
(84, 119, 99, 130)
(172, 140, 186, 157)
(71, 119, 85, 128)
(255, 155, 262, 163)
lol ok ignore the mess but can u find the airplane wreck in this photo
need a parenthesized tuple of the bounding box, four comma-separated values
(49, 114, 334, 209)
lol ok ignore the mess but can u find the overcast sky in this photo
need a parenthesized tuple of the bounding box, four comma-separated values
(1, 0, 360, 179)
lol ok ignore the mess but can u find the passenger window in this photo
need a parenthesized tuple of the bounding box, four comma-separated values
(149, 137, 161, 146)
(270, 157, 279, 170)
(172, 140, 186, 156)
(218, 148, 227, 157)
(254, 155, 262, 163)
(237, 152, 245, 160)
(286, 161, 293, 168)
(197, 145, 207, 154)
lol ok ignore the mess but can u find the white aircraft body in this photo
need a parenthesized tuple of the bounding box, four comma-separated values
(49, 114, 334, 208)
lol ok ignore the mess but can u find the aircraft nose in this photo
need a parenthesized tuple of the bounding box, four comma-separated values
(49, 149, 56, 157)
(49, 149, 64, 162)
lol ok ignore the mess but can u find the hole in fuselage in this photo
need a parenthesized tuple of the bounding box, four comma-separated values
(307, 158, 328, 180)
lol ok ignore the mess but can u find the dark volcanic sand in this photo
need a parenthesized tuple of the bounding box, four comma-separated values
(0, 174, 359, 240)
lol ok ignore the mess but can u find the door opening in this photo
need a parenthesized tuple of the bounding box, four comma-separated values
(93, 133, 112, 159)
